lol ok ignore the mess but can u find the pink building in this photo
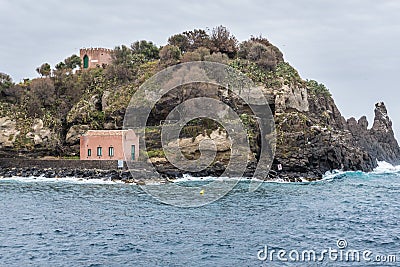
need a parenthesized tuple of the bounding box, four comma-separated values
(80, 130, 139, 161)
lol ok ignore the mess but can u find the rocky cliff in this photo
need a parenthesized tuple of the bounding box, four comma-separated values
(272, 88, 397, 181)
(347, 102, 400, 165)
(1, 28, 400, 181)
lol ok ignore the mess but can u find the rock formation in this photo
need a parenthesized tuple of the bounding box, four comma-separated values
(347, 102, 400, 165)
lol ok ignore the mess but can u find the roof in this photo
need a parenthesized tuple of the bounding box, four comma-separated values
(84, 130, 131, 136)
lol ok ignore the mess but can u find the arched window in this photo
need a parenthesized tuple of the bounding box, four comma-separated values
(83, 55, 89, 69)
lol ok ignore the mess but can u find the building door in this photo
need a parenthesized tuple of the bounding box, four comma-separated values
(131, 145, 135, 160)
(83, 55, 89, 68)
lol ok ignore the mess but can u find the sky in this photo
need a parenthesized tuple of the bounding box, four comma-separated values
(1, 0, 400, 138)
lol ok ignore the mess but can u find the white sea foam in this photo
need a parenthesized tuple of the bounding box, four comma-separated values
(171, 174, 292, 184)
(3, 161, 399, 185)
(321, 169, 347, 180)
(321, 160, 400, 181)
(0, 175, 124, 185)
(172, 174, 242, 183)
(373, 160, 400, 174)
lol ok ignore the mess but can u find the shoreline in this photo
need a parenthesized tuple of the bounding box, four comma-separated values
(0, 158, 322, 183)
(0, 166, 166, 185)
(0, 165, 321, 184)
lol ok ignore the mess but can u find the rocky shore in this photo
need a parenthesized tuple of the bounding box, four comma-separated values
(0, 165, 317, 183)
(0, 166, 170, 185)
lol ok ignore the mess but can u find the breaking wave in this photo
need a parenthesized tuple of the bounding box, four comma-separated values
(0, 175, 123, 185)
(1, 161, 399, 185)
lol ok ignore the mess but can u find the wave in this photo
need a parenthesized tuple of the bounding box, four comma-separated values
(0, 175, 124, 185)
(321, 160, 400, 181)
(171, 174, 294, 184)
(171, 161, 400, 184)
(372, 160, 400, 174)
(172, 174, 242, 183)
(2, 161, 399, 185)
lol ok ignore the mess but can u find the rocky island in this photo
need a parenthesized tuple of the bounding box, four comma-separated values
(1, 26, 399, 182)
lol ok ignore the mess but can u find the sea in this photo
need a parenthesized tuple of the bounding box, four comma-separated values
(0, 162, 399, 266)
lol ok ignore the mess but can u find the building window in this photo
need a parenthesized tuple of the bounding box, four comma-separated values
(108, 147, 114, 157)
(83, 55, 89, 69)
(97, 147, 102, 156)
(87, 149, 91, 157)
(131, 145, 135, 160)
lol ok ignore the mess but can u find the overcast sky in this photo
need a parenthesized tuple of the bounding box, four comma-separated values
(1, 0, 399, 138)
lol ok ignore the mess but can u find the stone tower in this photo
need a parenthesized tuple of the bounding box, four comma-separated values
(79, 48, 113, 69)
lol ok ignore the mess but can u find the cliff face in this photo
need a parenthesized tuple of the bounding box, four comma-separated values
(271, 79, 371, 180)
(271, 79, 400, 180)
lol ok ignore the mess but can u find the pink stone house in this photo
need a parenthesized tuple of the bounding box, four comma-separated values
(80, 130, 139, 161)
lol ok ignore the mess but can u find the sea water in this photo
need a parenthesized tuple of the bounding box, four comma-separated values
(0, 162, 399, 266)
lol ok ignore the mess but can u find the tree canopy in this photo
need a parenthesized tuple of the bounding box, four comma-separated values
(0, 72, 13, 91)
(131, 40, 160, 61)
(36, 63, 51, 77)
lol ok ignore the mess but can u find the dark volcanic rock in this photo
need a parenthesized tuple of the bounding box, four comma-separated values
(272, 91, 391, 180)
(347, 102, 400, 165)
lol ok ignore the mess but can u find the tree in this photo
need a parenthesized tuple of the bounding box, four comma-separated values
(55, 62, 66, 70)
(182, 47, 210, 62)
(239, 36, 284, 63)
(36, 63, 51, 77)
(248, 43, 277, 71)
(24, 78, 56, 116)
(0, 72, 13, 91)
(210, 25, 238, 58)
(238, 40, 252, 59)
(250, 36, 284, 63)
(306, 79, 331, 97)
(55, 54, 82, 72)
(238, 38, 284, 71)
(168, 34, 190, 52)
(204, 52, 229, 64)
(112, 45, 134, 67)
(0, 84, 24, 104)
(108, 45, 148, 81)
(64, 54, 81, 69)
(182, 29, 212, 51)
(159, 45, 181, 66)
(131, 40, 160, 61)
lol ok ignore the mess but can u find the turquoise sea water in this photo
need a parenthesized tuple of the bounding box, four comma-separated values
(0, 164, 399, 266)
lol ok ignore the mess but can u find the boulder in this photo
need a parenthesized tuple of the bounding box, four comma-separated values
(274, 83, 309, 113)
(0, 116, 19, 148)
(102, 90, 111, 110)
(65, 125, 89, 145)
(25, 118, 52, 145)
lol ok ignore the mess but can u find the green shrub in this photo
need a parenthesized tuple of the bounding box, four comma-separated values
(229, 59, 267, 83)
(306, 79, 331, 97)
(146, 149, 165, 158)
